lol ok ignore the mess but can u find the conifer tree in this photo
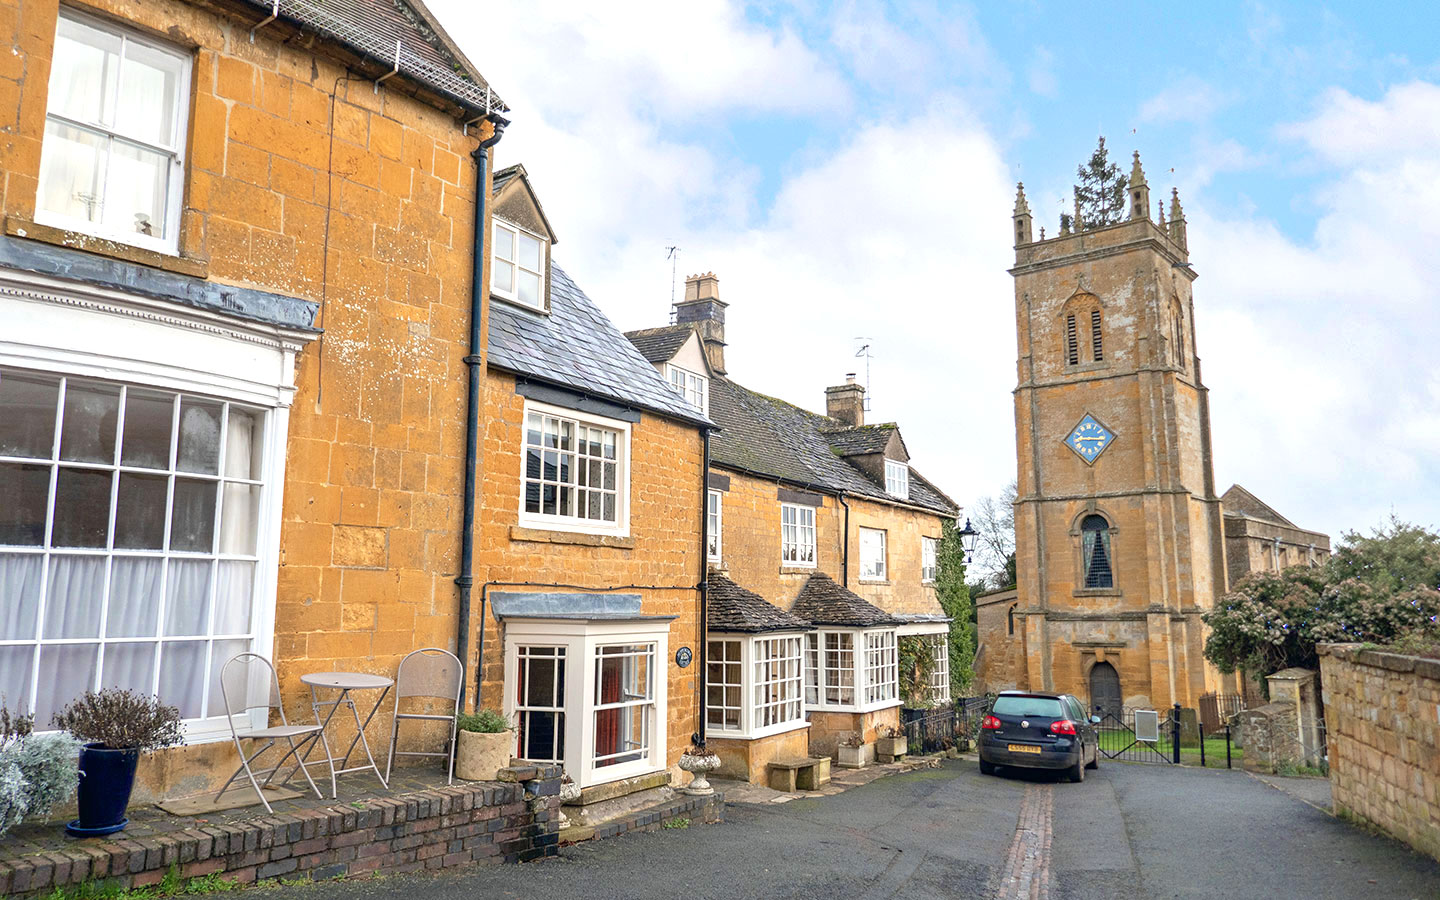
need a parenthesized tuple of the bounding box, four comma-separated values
(1072, 136, 1127, 228)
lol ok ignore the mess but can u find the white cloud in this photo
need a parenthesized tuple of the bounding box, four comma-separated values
(1279, 81, 1440, 165)
(1138, 76, 1228, 124)
(1029, 47, 1057, 98)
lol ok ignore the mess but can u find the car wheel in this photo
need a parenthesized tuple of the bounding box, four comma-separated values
(1085, 745, 1099, 770)
(1068, 757, 1084, 783)
(979, 759, 996, 776)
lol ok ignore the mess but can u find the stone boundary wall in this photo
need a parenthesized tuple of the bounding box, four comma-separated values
(1318, 643, 1440, 862)
(0, 766, 563, 898)
(564, 792, 723, 844)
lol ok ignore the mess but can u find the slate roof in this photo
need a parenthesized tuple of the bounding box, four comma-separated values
(492, 165, 522, 196)
(790, 572, 899, 628)
(624, 324, 697, 365)
(705, 377, 957, 516)
(487, 264, 712, 426)
(822, 423, 901, 458)
(707, 574, 813, 633)
(238, 0, 505, 115)
(1221, 484, 1296, 527)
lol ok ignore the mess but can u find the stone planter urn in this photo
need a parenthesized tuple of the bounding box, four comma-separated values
(878, 735, 908, 759)
(455, 729, 512, 782)
(557, 777, 581, 828)
(837, 741, 874, 769)
(678, 749, 722, 795)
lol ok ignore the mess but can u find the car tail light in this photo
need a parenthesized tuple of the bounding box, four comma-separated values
(981, 715, 1002, 730)
(1050, 719, 1077, 735)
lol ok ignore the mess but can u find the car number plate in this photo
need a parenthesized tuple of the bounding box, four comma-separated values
(1007, 744, 1042, 754)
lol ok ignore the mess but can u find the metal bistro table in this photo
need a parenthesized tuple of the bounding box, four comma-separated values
(299, 671, 393, 798)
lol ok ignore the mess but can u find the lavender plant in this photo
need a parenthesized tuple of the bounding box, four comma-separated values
(52, 689, 183, 752)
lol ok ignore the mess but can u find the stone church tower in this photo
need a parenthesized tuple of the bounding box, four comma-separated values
(1007, 153, 1228, 713)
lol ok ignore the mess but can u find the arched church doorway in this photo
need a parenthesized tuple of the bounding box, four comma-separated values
(1090, 661, 1121, 718)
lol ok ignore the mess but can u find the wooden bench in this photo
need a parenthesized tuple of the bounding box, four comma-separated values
(767, 756, 832, 792)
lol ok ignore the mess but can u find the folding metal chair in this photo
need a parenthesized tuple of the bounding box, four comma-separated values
(384, 648, 463, 784)
(215, 653, 333, 813)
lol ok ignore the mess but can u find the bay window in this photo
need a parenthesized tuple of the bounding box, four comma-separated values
(803, 627, 900, 713)
(707, 632, 806, 738)
(781, 503, 816, 567)
(37, 10, 191, 253)
(521, 401, 629, 535)
(859, 527, 887, 581)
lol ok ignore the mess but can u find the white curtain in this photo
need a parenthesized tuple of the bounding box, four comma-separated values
(213, 562, 253, 635)
(162, 559, 211, 637)
(105, 556, 161, 637)
(219, 484, 258, 555)
(157, 640, 204, 719)
(35, 643, 97, 725)
(225, 409, 259, 480)
(0, 645, 35, 717)
(207, 639, 249, 718)
(43, 555, 105, 639)
(101, 641, 155, 694)
(0, 554, 41, 640)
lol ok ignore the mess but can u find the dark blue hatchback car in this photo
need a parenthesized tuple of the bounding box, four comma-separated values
(978, 691, 1100, 782)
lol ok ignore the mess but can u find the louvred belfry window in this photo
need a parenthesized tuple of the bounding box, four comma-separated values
(1081, 514, 1113, 588)
(1091, 309, 1104, 361)
(1066, 314, 1079, 366)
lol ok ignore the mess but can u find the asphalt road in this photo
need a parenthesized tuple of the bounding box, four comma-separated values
(286, 760, 1440, 900)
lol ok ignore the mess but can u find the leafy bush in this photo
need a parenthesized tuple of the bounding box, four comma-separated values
(456, 709, 510, 734)
(52, 690, 183, 752)
(0, 703, 81, 838)
(1204, 517, 1440, 682)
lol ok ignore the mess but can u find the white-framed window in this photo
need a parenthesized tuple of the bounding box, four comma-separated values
(514, 645, 566, 763)
(707, 634, 806, 739)
(520, 401, 629, 536)
(706, 489, 722, 562)
(780, 503, 816, 567)
(927, 634, 950, 704)
(491, 219, 546, 310)
(706, 638, 742, 731)
(0, 368, 267, 729)
(36, 10, 192, 254)
(503, 618, 669, 788)
(666, 365, 708, 415)
(804, 627, 900, 712)
(754, 635, 804, 730)
(884, 460, 909, 499)
(921, 536, 939, 583)
(864, 630, 898, 705)
(859, 527, 887, 581)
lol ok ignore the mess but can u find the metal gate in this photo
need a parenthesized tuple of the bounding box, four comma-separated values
(1095, 704, 1235, 768)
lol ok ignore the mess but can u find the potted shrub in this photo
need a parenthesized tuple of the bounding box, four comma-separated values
(837, 731, 873, 769)
(0, 707, 81, 838)
(876, 724, 908, 761)
(454, 709, 513, 782)
(52, 689, 182, 836)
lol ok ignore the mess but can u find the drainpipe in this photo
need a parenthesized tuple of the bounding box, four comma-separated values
(455, 114, 507, 712)
(839, 492, 850, 587)
(695, 428, 712, 747)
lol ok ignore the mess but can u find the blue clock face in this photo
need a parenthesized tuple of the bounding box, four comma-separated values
(1065, 414, 1114, 464)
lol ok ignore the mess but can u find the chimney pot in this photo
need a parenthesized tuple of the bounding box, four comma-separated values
(675, 271, 728, 374)
(825, 376, 866, 427)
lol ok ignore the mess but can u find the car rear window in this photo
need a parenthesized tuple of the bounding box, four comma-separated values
(992, 696, 1065, 718)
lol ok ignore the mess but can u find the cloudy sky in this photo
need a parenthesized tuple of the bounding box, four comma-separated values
(431, 0, 1440, 542)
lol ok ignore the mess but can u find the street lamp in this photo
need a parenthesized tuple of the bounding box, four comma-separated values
(957, 518, 979, 563)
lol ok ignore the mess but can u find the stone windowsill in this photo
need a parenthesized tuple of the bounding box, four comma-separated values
(779, 565, 818, 575)
(6, 216, 209, 278)
(859, 579, 892, 586)
(509, 525, 635, 549)
(1073, 587, 1122, 598)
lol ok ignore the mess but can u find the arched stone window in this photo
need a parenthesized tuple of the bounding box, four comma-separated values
(1171, 299, 1186, 369)
(1062, 293, 1104, 367)
(1007, 604, 1017, 636)
(1081, 514, 1113, 588)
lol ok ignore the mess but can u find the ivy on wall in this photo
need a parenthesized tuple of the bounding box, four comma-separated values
(937, 519, 976, 697)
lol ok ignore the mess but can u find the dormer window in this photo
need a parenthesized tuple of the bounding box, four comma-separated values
(884, 460, 909, 499)
(492, 219, 546, 310)
(666, 364, 708, 414)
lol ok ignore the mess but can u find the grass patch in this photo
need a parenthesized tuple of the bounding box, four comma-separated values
(662, 817, 690, 829)
(43, 867, 239, 900)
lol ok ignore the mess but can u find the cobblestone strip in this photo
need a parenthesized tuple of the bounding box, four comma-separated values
(995, 783, 1053, 900)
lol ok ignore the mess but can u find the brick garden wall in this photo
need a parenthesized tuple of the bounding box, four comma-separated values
(0, 766, 563, 898)
(1318, 643, 1440, 862)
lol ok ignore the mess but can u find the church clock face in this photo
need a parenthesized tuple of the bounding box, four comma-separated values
(1064, 414, 1115, 464)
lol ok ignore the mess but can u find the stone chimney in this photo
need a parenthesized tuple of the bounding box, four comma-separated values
(674, 272, 728, 375)
(825, 374, 865, 427)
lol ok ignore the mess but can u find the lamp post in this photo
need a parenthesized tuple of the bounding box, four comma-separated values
(957, 517, 979, 564)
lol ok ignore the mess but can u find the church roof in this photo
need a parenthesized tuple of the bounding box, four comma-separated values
(1221, 484, 1297, 528)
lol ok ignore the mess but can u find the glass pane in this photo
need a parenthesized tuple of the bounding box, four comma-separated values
(44, 554, 105, 638)
(219, 483, 259, 555)
(169, 477, 216, 552)
(492, 225, 513, 262)
(492, 260, 513, 293)
(176, 398, 222, 475)
(524, 657, 557, 708)
(101, 140, 169, 239)
(0, 553, 42, 640)
(208, 639, 249, 716)
(517, 271, 540, 307)
(113, 472, 167, 549)
(59, 380, 120, 464)
(38, 120, 108, 224)
(116, 40, 183, 146)
(119, 389, 173, 469)
(222, 407, 261, 479)
(0, 463, 51, 546)
(100, 641, 155, 694)
(35, 643, 99, 725)
(106, 556, 161, 637)
(50, 16, 121, 124)
(0, 644, 35, 717)
(157, 639, 204, 718)
(163, 558, 211, 636)
(52, 467, 113, 548)
(518, 233, 541, 270)
(0, 371, 60, 458)
(213, 561, 253, 635)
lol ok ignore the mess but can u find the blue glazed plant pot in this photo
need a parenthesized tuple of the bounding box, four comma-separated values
(66, 743, 140, 837)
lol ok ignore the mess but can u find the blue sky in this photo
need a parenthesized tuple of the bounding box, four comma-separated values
(433, 0, 1440, 550)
